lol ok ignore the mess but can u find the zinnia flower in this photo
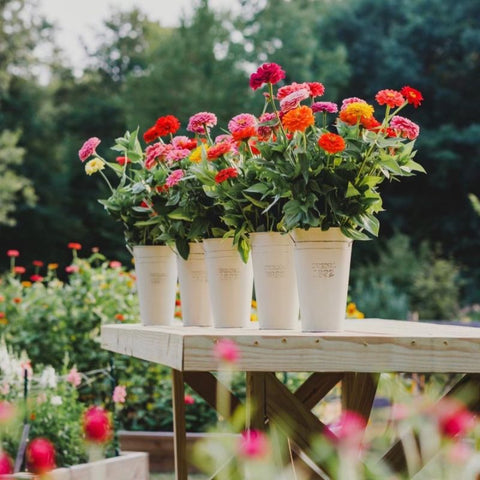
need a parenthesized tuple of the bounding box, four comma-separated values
(400, 86, 423, 108)
(326, 410, 367, 452)
(249, 62, 286, 90)
(165, 169, 184, 187)
(155, 115, 181, 137)
(214, 167, 238, 183)
(375, 89, 405, 108)
(279, 89, 310, 113)
(165, 148, 191, 163)
(143, 126, 158, 143)
(116, 156, 131, 166)
(339, 102, 374, 126)
(172, 136, 197, 150)
(307, 82, 325, 97)
(145, 143, 173, 169)
(68, 242, 82, 250)
(85, 158, 105, 175)
(390, 115, 420, 140)
(187, 112, 217, 134)
(13, 266, 25, 274)
(32, 260, 43, 267)
(189, 145, 205, 163)
(83, 406, 112, 443)
(312, 102, 338, 114)
(7, 250, 19, 257)
(281, 105, 315, 132)
(207, 142, 232, 160)
(228, 113, 257, 134)
(341, 97, 367, 109)
(318, 133, 346, 154)
(184, 394, 195, 405)
(26, 438, 56, 474)
(78, 137, 101, 162)
(232, 127, 257, 141)
(277, 82, 310, 99)
(30, 274, 43, 283)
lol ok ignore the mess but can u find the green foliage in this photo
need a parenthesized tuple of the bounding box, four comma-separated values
(351, 233, 461, 320)
(0, 130, 36, 226)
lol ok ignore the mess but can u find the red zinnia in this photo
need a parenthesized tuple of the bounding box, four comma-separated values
(32, 260, 43, 267)
(318, 133, 346, 154)
(215, 167, 238, 184)
(232, 127, 257, 142)
(155, 115, 181, 137)
(249, 63, 286, 90)
(400, 86, 423, 108)
(83, 406, 112, 443)
(30, 275, 43, 283)
(26, 438, 56, 474)
(0, 451, 13, 474)
(67, 242, 82, 250)
(307, 82, 325, 98)
(207, 142, 232, 160)
(143, 126, 159, 144)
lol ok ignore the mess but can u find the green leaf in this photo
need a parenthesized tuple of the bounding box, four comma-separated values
(242, 193, 269, 208)
(175, 238, 190, 260)
(168, 209, 193, 221)
(244, 183, 270, 195)
(346, 182, 360, 198)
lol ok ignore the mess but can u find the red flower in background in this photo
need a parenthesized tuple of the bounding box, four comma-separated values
(67, 242, 82, 250)
(249, 62, 286, 90)
(0, 452, 13, 474)
(83, 406, 112, 443)
(13, 266, 26, 274)
(26, 438, 56, 474)
(116, 156, 131, 166)
(6, 250, 19, 257)
(30, 275, 43, 283)
(32, 260, 43, 267)
(184, 394, 195, 405)
(143, 126, 158, 143)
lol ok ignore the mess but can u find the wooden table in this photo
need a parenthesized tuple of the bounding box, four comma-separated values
(101, 319, 480, 479)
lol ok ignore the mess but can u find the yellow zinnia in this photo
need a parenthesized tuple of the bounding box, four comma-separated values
(85, 158, 105, 175)
(339, 102, 374, 125)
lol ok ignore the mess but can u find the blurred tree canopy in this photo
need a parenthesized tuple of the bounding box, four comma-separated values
(0, 0, 479, 304)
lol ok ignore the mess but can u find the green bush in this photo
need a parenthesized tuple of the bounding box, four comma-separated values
(0, 247, 217, 433)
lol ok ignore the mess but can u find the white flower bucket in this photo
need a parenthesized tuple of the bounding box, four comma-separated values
(250, 232, 299, 330)
(177, 242, 213, 327)
(203, 238, 253, 328)
(291, 228, 353, 332)
(133, 245, 177, 326)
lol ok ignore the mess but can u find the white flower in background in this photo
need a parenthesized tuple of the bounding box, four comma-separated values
(50, 395, 62, 406)
(39, 366, 57, 389)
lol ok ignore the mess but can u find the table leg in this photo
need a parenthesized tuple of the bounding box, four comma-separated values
(342, 372, 379, 421)
(171, 369, 188, 480)
(246, 372, 267, 430)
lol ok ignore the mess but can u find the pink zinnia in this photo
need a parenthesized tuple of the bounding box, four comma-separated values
(214, 134, 235, 144)
(187, 112, 217, 134)
(277, 82, 309, 100)
(0, 401, 16, 424)
(165, 169, 184, 187)
(67, 367, 81, 387)
(341, 97, 367, 110)
(78, 137, 101, 162)
(184, 394, 195, 405)
(6, 250, 19, 257)
(249, 62, 285, 90)
(165, 148, 191, 163)
(30, 274, 43, 283)
(280, 88, 310, 113)
(109, 261, 122, 269)
(65, 265, 79, 274)
(171, 136, 197, 150)
(83, 406, 112, 443)
(258, 112, 278, 139)
(228, 113, 257, 134)
(390, 115, 420, 140)
(326, 410, 367, 452)
(433, 398, 476, 438)
(213, 338, 240, 363)
(238, 429, 270, 459)
(375, 89, 405, 108)
(312, 101, 338, 114)
(13, 266, 26, 274)
(145, 143, 173, 169)
(112, 385, 127, 404)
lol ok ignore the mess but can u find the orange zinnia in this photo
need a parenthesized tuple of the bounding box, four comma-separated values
(339, 102, 374, 126)
(281, 106, 315, 132)
(318, 133, 346, 154)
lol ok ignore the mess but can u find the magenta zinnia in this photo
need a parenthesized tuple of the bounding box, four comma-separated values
(187, 112, 217, 134)
(228, 113, 257, 134)
(165, 169, 184, 187)
(78, 137, 100, 162)
(312, 101, 338, 114)
(249, 62, 285, 90)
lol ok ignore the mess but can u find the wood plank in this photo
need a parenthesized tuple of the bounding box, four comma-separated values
(341, 373, 379, 421)
(101, 324, 183, 369)
(171, 369, 188, 480)
(183, 371, 242, 418)
(294, 372, 344, 409)
(101, 321, 480, 373)
(246, 372, 267, 430)
(264, 373, 329, 453)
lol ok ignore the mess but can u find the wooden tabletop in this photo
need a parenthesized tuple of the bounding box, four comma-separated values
(100, 319, 480, 373)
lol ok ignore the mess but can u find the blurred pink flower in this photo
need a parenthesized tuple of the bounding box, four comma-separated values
(238, 429, 270, 459)
(433, 398, 476, 438)
(0, 401, 16, 424)
(67, 367, 81, 387)
(113, 385, 127, 404)
(213, 339, 240, 364)
(78, 137, 101, 162)
(326, 410, 367, 452)
(165, 169, 185, 187)
(184, 394, 195, 405)
(109, 261, 122, 269)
